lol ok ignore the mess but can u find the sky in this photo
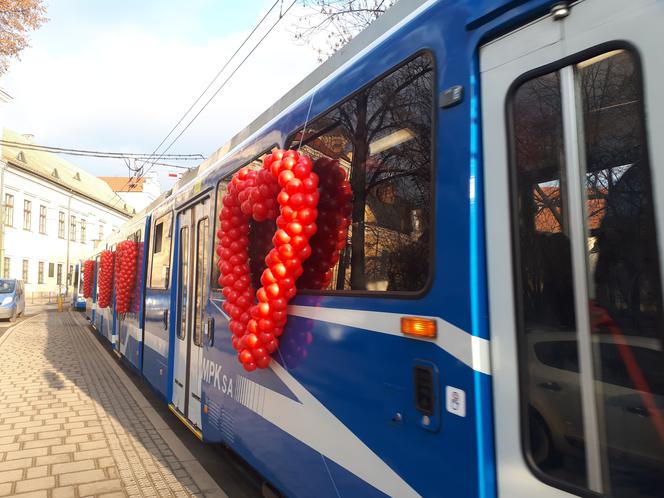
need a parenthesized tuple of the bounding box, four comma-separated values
(0, 0, 321, 189)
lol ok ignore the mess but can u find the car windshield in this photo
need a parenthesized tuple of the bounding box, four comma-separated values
(0, 280, 15, 293)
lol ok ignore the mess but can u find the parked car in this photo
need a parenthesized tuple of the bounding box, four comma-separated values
(0, 279, 25, 321)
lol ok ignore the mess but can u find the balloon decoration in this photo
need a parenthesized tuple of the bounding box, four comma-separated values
(97, 250, 115, 309)
(216, 149, 353, 371)
(299, 157, 352, 289)
(83, 260, 95, 298)
(114, 240, 139, 314)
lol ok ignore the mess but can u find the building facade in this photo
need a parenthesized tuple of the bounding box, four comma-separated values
(1, 129, 134, 296)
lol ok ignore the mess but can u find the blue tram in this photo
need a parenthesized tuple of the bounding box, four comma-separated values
(86, 1, 664, 496)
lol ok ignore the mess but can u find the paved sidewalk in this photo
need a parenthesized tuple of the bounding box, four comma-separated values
(0, 311, 227, 498)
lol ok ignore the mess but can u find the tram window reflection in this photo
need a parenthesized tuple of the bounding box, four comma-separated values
(292, 53, 434, 293)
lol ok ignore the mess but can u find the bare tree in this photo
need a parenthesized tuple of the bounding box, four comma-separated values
(293, 0, 394, 61)
(0, 0, 47, 75)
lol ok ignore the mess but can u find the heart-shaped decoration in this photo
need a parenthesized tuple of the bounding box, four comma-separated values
(217, 150, 352, 371)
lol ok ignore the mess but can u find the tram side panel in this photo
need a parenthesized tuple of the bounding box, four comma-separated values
(195, 16, 489, 497)
(115, 217, 150, 371)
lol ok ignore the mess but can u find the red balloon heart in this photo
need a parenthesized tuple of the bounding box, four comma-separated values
(217, 152, 353, 371)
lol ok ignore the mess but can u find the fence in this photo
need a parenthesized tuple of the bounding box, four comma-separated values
(27, 292, 69, 305)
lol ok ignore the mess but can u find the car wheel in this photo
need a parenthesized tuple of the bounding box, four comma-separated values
(529, 410, 560, 469)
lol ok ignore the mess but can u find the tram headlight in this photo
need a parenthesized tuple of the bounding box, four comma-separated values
(1, 296, 13, 306)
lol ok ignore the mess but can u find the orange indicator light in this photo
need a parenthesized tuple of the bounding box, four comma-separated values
(401, 317, 437, 338)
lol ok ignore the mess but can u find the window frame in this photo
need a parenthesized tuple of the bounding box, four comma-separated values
(69, 215, 76, 241)
(21, 259, 28, 283)
(23, 199, 31, 231)
(58, 211, 65, 239)
(506, 42, 656, 498)
(148, 210, 174, 290)
(80, 219, 86, 243)
(4, 194, 14, 227)
(38, 261, 44, 284)
(285, 50, 438, 298)
(39, 205, 47, 234)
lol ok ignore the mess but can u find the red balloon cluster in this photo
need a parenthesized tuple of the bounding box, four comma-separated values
(299, 158, 352, 289)
(97, 250, 115, 309)
(114, 240, 138, 314)
(83, 260, 95, 298)
(217, 149, 319, 371)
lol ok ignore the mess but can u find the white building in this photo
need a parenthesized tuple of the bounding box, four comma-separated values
(99, 176, 160, 212)
(0, 129, 134, 296)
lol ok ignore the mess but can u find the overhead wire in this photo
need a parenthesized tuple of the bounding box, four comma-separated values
(106, 0, 298, 211)
(128, 0, 282, 183)
(0, 139, 204, 160)
(130, 0, 298, 193)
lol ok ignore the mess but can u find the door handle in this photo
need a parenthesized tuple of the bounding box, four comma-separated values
(537, 381, 562, 392)
(162, 310, 169, 330)
(205, 317, 215, 345)
(625, 405, 650, 417)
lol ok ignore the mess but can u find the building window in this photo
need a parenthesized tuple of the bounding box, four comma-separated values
(3, 258, 9, 279)
(98, 224, 104, 241)
(68, 264, 73, 285)
(56, 264, 63, 285)
(69, 215, 76, 241)
(39, 205, 47, 234)
(23, 200, 32, 231)
(38, 262, 44, 284)
(58, 212, 65, 238)
(22, 259, 28, 282)
(48, 262, 54, 278)
(80, 219, 86, 243)
(4, 194, 14, 226)
(290, 53, 434, 292)
(511, 50, 664, 495)
(149, 212, 173, 289)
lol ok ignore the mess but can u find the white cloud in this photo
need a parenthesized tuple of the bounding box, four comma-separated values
(0, 2, 321, 187)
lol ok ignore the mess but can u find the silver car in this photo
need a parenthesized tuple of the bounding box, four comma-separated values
(0, 279, 25, 321)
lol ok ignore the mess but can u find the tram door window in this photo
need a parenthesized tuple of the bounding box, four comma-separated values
(512, 49, 664, 496)
(177, 227, 189, 341)
(290, 53, 434, 293)
(149, 212, 173, 289)
(172, 198, 209, 429)
(193, 218, 209, 347)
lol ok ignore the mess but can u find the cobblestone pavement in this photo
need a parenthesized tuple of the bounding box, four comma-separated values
(0, 311, 227, 498)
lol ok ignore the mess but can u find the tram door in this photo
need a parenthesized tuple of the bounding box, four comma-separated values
(482, 1, 664, 497)
(172, 197, 211, 429)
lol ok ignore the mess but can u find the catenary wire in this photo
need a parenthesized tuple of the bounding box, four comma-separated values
(132, 0, 298, 190)
(129, 0, 282, 181)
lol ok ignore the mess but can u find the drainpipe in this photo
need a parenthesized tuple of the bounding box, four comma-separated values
(0, 161, 5, 278)
(64, 189, 73, 296)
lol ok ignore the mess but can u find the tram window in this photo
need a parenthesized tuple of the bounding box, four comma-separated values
(193, 218, 209, 346)
(150, 212, 173, 289)
(512, 49, 664, 496)
(291, 53, 434, 293)
(178, 227, 189, 340)
(512, 70, 587, 488)
(211, 153, 269, 291)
